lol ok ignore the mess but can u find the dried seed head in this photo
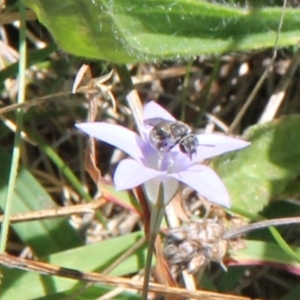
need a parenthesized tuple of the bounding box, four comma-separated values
(164, 219, 227, 273)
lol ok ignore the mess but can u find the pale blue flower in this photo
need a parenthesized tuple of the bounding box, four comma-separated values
(76, 101, 250, 208)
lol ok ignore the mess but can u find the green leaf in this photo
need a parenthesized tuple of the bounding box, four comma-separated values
(1, 231, 145, 299)
(37, 287, 141, 300)
(22, 0, 300, 63)
(0, 147, 82, 256)
(281, 283, 300, 300)
(230, 240, 300, 272)
(214, 115, 300, 214)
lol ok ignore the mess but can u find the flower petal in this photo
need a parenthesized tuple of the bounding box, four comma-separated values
(76, 122, 145, 162)
(114, 158, 163, 190)
(170, 164, 230, 207)
(143, 176, 179, 206)
(193, 134, 250, 162)
(143, 101, 176, 121)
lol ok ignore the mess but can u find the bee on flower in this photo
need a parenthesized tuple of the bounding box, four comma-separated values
(76, 101, 250, 208)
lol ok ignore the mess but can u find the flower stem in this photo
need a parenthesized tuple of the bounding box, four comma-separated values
(142, 204, 165, 300)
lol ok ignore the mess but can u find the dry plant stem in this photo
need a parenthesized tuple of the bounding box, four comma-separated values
(205, 113, 229, 133)
(0, 198, 105, 223)
(223, 216, 300, 240)
(113, 65, 144, 135)
(72, 64, 92, 93)
(228, 0, 287, 133)
(0, 9, 36, 25)
(258, 48, 300, 123)
(0, 66, 189, 116)
(228, 61, 273, 132)
(0, 91, 71, 115)
(0, 253, 257, 300)
(132, 66, 199, 85)
(0, 115, 35, 144)
(126, 89, 144, 137)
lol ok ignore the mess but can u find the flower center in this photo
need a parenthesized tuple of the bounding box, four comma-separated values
(157, 151, 175, 172)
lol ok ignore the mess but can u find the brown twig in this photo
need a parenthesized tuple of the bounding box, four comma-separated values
(0, 252, 259, 300)
(0, 198, 105, 223)
(0, 10, 36, 25)
(228, 0, 287, 133)
(258, 48, 300, 123)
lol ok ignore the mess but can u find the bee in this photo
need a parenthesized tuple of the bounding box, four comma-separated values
(144, 118, 199, 158)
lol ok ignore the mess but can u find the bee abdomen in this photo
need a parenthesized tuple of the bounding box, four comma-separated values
(169, 121, 191, 138)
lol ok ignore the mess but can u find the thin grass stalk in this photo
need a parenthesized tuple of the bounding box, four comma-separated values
(0, 1, 27, 252)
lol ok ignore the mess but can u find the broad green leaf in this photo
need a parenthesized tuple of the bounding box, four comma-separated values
(0, 147, 82, 256)
(1, 231, 145, 299)
(217, 267, 246, 292)
(230, 240, 300, 273)
(22, 0, 300, 63)
(214, 115, 300, 214)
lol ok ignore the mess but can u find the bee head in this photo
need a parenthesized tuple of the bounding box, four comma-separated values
(179, 135, 198, 158)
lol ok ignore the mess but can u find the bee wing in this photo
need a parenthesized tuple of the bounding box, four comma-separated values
(143, 118, 173, 126)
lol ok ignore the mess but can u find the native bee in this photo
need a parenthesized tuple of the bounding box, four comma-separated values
(144, 118, 199, 158)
